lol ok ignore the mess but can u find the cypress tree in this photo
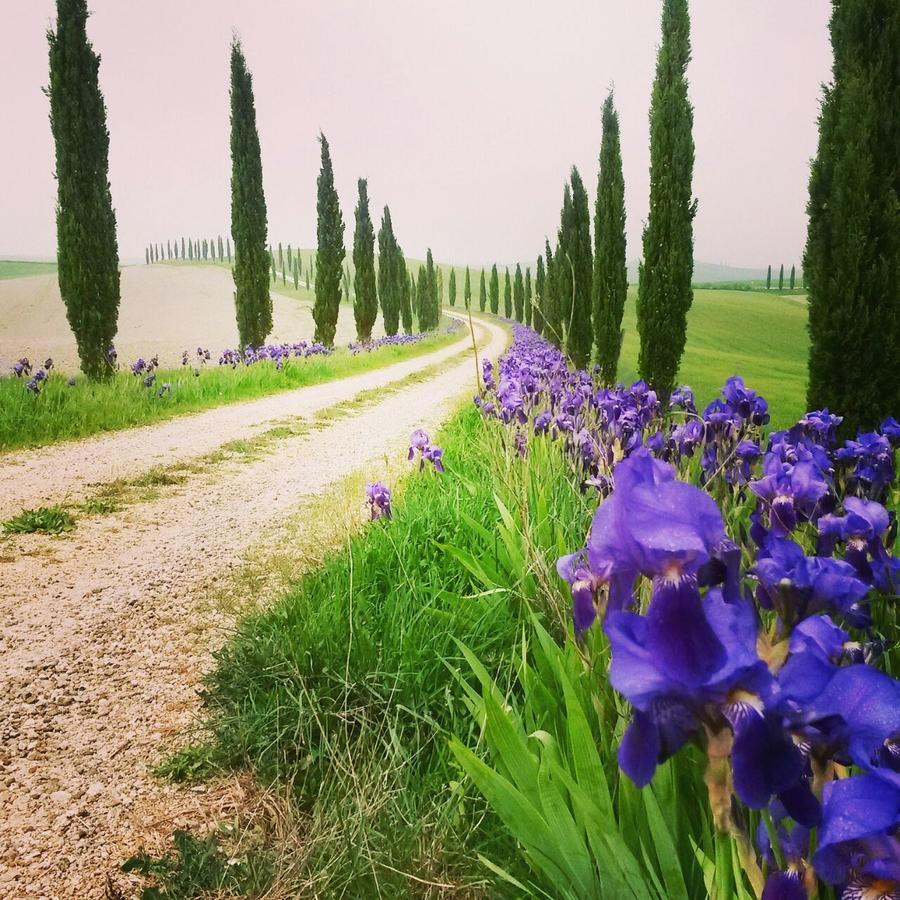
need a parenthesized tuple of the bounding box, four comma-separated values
(416, 266, 429, 329)
(436, 266, 443, 319)
(766, 264, 772, 290)
(636, 0, 696, 401)
(804, 0, 900, 431)
(503, 267, 512, 318)
(779, 263, 784, 290)
(270, 245, 276, 282)
(489, 265, 499, 314)
(188, 239, 193, 261)
(377, 205, 400, 336)
(544, 240, 559, 347)
(277, 242, 283, 275)
(230, 39, 271, 348)
(790, 264, 796, 290)
(145, 247, 149, 265)
(593, 92, 629, 384)
(166, 239, 171, 260)
(352, 178, 378, 341)
(173, 238, 179, 260)
(226, 238, 231, 264)
(464, 266, 471, 309)
(513, 264, 524, 320)
(555, 185, 574, 342)
(181, 236, 185, 259)
(448, 268, 456, 307)
(479, 268, 487, 312)
(47, 0, 121, 379)
(423, 250, 438, 329)
(203, 238, 208, 260)
(524, 266, 532, 327)
(313, 133, 345, 347)
(562, 167, 593, 369)
(398, 250, 413, 334)
(293, 254, 299, 290)
(534, 254, 546, 336)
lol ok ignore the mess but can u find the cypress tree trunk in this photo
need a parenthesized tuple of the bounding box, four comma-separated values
(513, 264, 524, 321)
(313, 133, 345, 347)
(565, 167, 593, 370)
(524, 266, 532, 327)
(489, 265, 500, 314)
(636, 0, 696, 401)
(377, 205, 400, 336)
(47, 0, 120, 380)
(230, 39, 271, 349)
(805, 0, 900, 432)
(534, 254, 546, 336)
(352, 179, 378, 341)
(593, 92, 628, 384)
(448, 268, 456, 307)
(479, 269, 487, 312)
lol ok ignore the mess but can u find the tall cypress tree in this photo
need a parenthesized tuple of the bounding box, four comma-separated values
(593, 92, 629, 384)
(479, 268, 487, 312)
(230, 39, 271, 348)
(424, 249, 438, 329)
(766, 264, 772, 290)
(804, 0, 899, 431)
(181, 236, 186, 259)
(544, 240, 560, 347)
(188, 239, 194, 261)
(145, 247, 149, 265)
(448, 268, 457, 307)
(226, 238, 231, 264)
(534, 254, 546, 336)
(489, 264, 500, 314)
(377, 205, 400, 336)
(166, 239, 172, 260)
(352, 178, 378, 341)
(464, 266, 472, 310)
(790, 264, 796, 290)
(47, 0, 120, 379)
(503, 267, 513, 318)
(313, 133, 345, 346)
(564, 167, 593, 369)
(293, 254, 299, 290)
(398, 249, 413, 334)
(409, 269, 418, 329)
(524, 266, 532, 327)
(555, 185, 574, 343)
(416, 266, 429, 329)
(778, 263, 784, 290)
(636, 0, 696, 401)
(513, 264, 524, 320)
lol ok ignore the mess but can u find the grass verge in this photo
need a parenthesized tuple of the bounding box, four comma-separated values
(0, 326, 462, 453)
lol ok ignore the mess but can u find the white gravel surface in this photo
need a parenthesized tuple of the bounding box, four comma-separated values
(0, 315, 507, 898)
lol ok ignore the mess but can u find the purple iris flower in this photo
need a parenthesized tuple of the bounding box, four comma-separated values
(751, 460, 830, 536)
(722, 376, 770, 426)
(670, 385, 696, 413)
(671, 419, 705, 458)
(365, 482, 392, 521)
(798, 409, 843, 446)
(131, 357, 146, 375)
(422, 445, 444, 473)
(25, 377, 39, 395)
(836, 432, 895, 496)
(43, 357, 53, 371)
(13, 357, 31, 378)
(533, 410, 552, 434)
(881, 416, 900, 444)
(754, 535, 870, 627)
(814, 774, 900, 896)
(143, 374, 156, 388)
(761, 872, 808, 900)
(513, 429, 527, 458)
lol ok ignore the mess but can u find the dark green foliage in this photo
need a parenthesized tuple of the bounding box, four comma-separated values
(524, 266, 532, 327)
(229, 39, 271, 349)
(513, 263, 524, 321)
(766, 264, 772, 290)
(804, 0, 900, 432)
(544, 240, 560, 347)
(47, 0, 121, 379)
(352, 179, 378, 341)
(534, 254, 546, 336)
(790, 264, 796, 289)
(188, 239, 193, 261)
(292, 254, 299, 290)
(479, 268, 487, 312)
(636, 0, 696, 401)
(448, 268, 456, 307)
(489, 264, 499, 314)
(166, 240, 171, 260)
(121, 829, 274, 899)
(181, 237, 185, 259)
(416, 266, 429, 329)
(561, 168, 593, 369)
(377, 206, 401, 336)
(145, 247, 149, 265)
(313, 133, 345, 347)
(778, 263, 784, 290)
(226, 238, 231, 264)
(2, 505, 75, 534)
(398, 255, 412, 334)
(593, 92, 629, 384)
(277, 241, 283, 273)
(502, 267, 511, 318)
(464, 266, 471, 309)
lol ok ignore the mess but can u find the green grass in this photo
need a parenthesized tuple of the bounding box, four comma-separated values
(2, 505, 75, 534)
(692, 279, 806, 296)
(148, 405, 591, 896)
(615, 287, 809, 428)
(0, 327, 461, 452)
(0, 259, 57, 280)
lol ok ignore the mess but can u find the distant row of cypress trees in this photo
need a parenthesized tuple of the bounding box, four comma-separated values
(765, 264, 799, 291)
(144, 236, 231, 265)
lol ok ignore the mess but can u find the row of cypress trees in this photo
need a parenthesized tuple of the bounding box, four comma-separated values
(144, 237, 231, 265)
(765, 264, 799, 291)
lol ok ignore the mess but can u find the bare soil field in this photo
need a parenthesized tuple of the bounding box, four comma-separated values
(0, 264, 378, 374)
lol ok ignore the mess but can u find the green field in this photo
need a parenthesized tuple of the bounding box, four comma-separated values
(617, 287, 809, 427)
(0, 259, 57, 279)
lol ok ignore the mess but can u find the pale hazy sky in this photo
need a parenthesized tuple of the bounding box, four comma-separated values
(1, 1, 832, 268)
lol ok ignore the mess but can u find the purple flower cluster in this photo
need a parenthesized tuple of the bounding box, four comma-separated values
(408, 429, 444, 472)
(365, 482, 392, 521)
(478, 326, 899, 899)
(218, 341, 333, 369)
(12, 357, 54, 395)
(348, 321, 460, 355)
